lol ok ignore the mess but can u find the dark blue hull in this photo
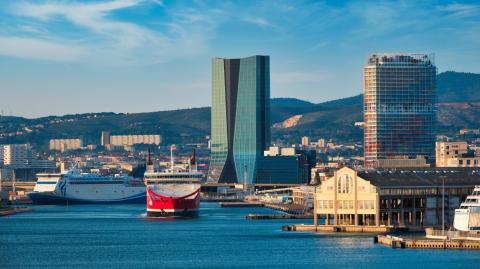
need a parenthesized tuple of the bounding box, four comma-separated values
(146, 210, 199, 218)
(27, 192, 146, 205)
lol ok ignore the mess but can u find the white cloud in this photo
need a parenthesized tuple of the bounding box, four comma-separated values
(437, 3, 480, 18)
(13, 0, 162, 50)
(242, 17, 274, 28)
(3, 0, 219, 65)
(0, 36, 86, 61)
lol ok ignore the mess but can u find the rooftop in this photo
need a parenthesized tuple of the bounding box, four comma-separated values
(366, 53, 435, 66)
(357, 168, 480, 187)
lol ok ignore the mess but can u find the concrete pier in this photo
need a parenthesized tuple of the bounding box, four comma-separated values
(247, 214, 312, 220)
(219, 202, 264, 207)
(263, 203, 306, 214)
(282, 224, 393, 233)
(375, 234, 480, 249)
(0, 207, 33, 217)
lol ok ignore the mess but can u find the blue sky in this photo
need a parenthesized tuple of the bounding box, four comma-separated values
(0, 0, 479, 118)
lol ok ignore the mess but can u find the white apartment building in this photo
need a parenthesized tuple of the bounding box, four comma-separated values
(109, 135, 161, 146)
(1, 144, 34, 167)
(301, 136, 310, 147)
(49, 139, 83, 151)
(317, 138, 325, 148)
(1, 144, 55, 169)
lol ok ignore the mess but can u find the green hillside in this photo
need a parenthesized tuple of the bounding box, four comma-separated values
(1, 71, 479, 148)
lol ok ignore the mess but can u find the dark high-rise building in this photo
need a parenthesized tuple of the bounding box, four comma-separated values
(208, 55, 270, 184)
(364, 53, 436, 168)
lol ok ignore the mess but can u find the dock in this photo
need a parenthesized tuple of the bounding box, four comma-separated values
(219, 202, 264, 207)
(282, 224, 394, 233)
(263, 202, 307, 214)
(247, 214, 312, 220)
(0, 207, 33, 217)
(375, 234, 480, 249)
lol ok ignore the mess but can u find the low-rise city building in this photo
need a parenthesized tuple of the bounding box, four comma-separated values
(459, 129, 480, 136)
(436, 141, 480, 167)
(257, 146, 316, 185)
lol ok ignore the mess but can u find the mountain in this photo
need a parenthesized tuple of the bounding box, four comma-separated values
(270, 98, 315, 107)
(438, 71, 480, 102)
(1, 71, 479, 148)
(271, 71, 480, 142)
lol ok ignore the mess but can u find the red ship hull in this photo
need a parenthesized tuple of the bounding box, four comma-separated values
(146, 187, 200, 217)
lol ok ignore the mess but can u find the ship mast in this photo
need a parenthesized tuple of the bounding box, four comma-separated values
(170, 144, 176, 173)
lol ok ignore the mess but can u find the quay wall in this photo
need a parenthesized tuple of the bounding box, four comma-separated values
(376, 235, 480, 249)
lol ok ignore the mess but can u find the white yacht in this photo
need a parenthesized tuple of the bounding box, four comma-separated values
(453, 185, 480, 232)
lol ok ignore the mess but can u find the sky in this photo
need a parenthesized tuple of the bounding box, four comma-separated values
(0, 0, 479, 118)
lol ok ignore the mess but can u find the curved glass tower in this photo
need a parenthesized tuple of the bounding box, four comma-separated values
(364, 53, 436, 168)
(208, 55, 270, 184)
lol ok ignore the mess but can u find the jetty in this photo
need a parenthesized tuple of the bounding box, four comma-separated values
(375, 234, 480, 249)
(282, 224, 393, 233)
(247, 213, 312, 220)
(263, 202, 307, 214)
(219, 202, 264, 207)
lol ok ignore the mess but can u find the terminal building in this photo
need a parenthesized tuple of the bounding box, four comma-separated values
(314, 167, 480, 228)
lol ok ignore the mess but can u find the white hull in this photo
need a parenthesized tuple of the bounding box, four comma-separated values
(453, 186, 480, 232)
(28, 171, 146, 204)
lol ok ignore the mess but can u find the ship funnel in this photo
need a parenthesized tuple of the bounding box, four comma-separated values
(190, 148, 197, 172)
(146, 148, 154, 173)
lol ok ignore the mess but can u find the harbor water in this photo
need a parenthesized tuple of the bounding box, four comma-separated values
(1, 203, 480, 268)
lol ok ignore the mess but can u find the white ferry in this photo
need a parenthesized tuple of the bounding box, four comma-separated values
(453, 185, 480, 232)
(27, 169, 146, 204)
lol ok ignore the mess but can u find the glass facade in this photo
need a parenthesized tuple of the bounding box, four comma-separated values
(208, 56, 270, 184)
(364, 53, 437, 168)
(256, 156, 309, 185)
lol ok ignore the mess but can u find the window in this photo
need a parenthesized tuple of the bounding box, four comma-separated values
(337, 175, 354, 194)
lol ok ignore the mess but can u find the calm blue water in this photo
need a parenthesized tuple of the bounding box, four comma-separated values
(1, 203, 479, 269)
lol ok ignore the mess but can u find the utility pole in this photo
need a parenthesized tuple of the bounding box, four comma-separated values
(12, 170, 16, 194)
(442, 175, 445, 235)
(313, 186, 318, 227)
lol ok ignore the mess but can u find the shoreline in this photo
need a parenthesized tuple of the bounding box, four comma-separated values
(0, 207, 34, 217)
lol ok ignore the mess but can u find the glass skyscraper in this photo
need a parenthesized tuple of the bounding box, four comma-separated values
(208, 55, 270, 184)
(364, 53, 437, 168)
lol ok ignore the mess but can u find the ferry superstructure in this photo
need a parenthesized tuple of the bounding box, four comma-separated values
(453, 185, 480, 232)
(144, 148, 202, 217)
(27, 169, 146, 204)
